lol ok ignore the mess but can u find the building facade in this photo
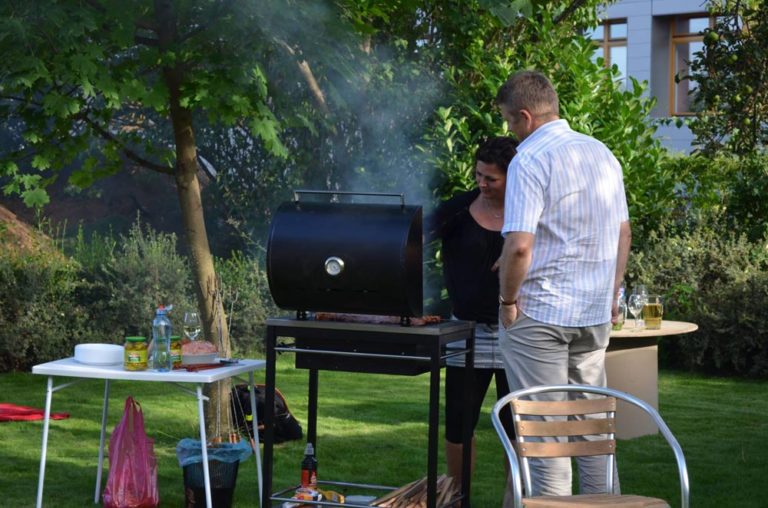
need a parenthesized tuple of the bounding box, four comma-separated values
(595, 0, 712, 152)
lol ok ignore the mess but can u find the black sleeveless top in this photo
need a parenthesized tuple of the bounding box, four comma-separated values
(428, 189, 504, 324)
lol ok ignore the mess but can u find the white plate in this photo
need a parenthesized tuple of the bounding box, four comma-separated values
(74, 344, 124, 366)
(181, 353, 218, 365)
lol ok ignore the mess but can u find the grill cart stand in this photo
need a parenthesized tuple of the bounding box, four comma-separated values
(262, 317, 475, 508)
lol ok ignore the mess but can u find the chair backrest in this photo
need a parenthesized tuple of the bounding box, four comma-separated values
(491, 384, 689, 508)
(511, 394, 619, 494)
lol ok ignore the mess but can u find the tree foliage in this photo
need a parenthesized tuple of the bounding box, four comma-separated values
(0, 0, 311, 435)
(402, 1, 667, 243)
(689, 0, 768, 155)
(0, 1, 295, 364)
(0, 1, 285, 205)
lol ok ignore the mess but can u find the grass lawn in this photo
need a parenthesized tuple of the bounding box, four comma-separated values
(1, 354, 767, 507)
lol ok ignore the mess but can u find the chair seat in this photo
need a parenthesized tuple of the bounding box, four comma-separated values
(523, 493, 670, 508)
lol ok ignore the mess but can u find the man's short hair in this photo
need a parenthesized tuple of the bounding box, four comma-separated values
(495, 70, 560, 118)
(475, 136, 518, 173)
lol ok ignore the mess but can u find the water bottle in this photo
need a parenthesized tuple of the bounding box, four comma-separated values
(613, 286, 627, 331)
(151, 305, 173, 372)
(300, 442, 318, 489)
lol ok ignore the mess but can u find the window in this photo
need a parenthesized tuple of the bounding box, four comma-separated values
(588, 20, 628, 87)
(670, 15, 711, 115)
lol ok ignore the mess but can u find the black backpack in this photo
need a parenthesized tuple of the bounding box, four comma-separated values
(230, 384, 303, 444)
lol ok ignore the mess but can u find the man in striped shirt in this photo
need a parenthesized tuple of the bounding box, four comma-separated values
(495, 71, 632, 497)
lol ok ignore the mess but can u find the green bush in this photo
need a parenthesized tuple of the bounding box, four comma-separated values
(215, 250, 278, 356)
(627, 215, 768, 376)
(0, 249, 95, 371)
(0, 215, 278, 372)
(72, 218, 194, 339)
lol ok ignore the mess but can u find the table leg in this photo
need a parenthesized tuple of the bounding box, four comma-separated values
(248, 371, 262, 506)
(36, 376, 54, 508)
(196, 384, 213, 508)
(606, 338, 658, 439)
(94, 379, 111, 503)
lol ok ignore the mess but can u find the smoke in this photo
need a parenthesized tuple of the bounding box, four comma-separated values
(249, 0, 446, 211)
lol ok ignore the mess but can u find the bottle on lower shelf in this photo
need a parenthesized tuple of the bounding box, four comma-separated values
(300, 442, 318, 489)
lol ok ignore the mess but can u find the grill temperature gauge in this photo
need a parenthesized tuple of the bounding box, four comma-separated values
(324, 256, 345, 276)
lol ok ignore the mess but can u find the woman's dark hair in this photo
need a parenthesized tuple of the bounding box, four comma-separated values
(475, 136, 518, 174)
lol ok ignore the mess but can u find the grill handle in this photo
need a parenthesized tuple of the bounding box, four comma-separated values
(292, 189, 406, 207)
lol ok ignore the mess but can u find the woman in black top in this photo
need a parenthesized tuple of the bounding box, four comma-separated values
(429, 136, 518, 487)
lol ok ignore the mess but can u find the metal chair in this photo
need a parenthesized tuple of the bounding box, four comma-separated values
(491, 384, 689, 508)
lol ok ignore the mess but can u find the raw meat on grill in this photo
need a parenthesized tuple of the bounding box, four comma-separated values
(314, 312, 441, 326)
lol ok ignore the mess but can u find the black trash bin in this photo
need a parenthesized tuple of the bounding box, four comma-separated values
(182, 459, 240, 508)
(176, 438, 251, 508)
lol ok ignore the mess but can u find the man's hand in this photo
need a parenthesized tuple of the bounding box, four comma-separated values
(499, 232, 533, 327)
(500, 302, 519, 328)
(610, 299, 619, 325)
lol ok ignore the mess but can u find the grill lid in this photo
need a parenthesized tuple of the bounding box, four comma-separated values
(267, 190, 423, 318)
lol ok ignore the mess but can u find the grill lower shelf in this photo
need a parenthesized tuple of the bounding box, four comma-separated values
(291, 337, 437, 375)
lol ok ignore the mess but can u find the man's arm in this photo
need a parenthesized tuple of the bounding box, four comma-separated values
(611, 220, 632, 322)
(498, 231, 535, 327)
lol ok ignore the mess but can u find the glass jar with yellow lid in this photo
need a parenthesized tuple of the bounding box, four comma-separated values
(124, 336, 148, 371)
(170, 335, 182, 369)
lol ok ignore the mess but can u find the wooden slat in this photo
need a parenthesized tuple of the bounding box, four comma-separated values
(512, 397, 616, 416)
(524, 493, 670, 507)
(517, 439, 616, 458)
(517, 418, 616, 437)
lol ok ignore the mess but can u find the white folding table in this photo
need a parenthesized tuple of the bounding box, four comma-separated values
(32, 358, 266, 508)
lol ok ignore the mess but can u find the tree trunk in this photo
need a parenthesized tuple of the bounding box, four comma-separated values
(155, 0, 231, 440)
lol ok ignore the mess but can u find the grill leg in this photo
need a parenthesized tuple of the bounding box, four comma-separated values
(428, 342, 440, 508)
(308, 368, 318, 449)
(461, 329, 476, 508)
(262, 326, 277, 508)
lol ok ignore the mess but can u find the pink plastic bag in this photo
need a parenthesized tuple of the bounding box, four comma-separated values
(103, 396, 159, 508)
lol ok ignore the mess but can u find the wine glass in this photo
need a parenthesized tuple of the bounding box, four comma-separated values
(627, 293, 646, 329)
(183, 312, 202, 341)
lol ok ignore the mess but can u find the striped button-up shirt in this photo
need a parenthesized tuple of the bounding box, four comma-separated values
(502, 119, 629, 327)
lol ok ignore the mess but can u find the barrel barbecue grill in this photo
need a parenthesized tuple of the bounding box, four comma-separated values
(267, 190, 423, 322)
(262, 191, 475, 508)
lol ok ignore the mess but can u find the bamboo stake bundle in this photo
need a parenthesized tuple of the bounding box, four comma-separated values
(371, 478, 420, 507)
(371, 474, 460, 508)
